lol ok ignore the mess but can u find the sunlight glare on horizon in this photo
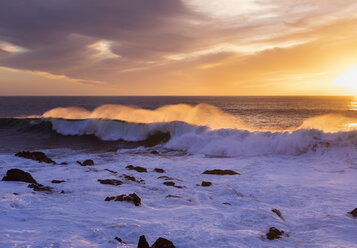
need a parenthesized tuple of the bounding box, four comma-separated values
(333, 66, 357, 95)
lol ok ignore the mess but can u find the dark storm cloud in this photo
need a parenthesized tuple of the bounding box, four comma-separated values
(0, 0, 202, 75)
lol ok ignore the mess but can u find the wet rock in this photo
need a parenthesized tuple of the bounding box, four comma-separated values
(151, 150, 159, 155)
(2, 169, 38, 184)
(154, 168, 165, 173)
(151, 237, 176, 248)
(202, 169, 239, 175)
(348, 208, 357, 217)
(105, 193, 141, 206)
(201, 181, 212, 187)
(98, 179, 123, 186)
(166, 195, 181, 198)
(163, 181, 175, 186)
(158, 176, 182, 182)
(28, 183, 52, 192)
(77, 159, 94, 166)
(138, 235, 150, 248)
(126, 165, 147, 173)
(266, 227, 284, 240)
(51, 180, 65, 184)
(272, 208, 285, 221)
(105, 168, 117, 174)
(144, 131, 171, 147)
(15, 151, 56, 164)
(115, 237, 126, 244)
(121, 174, 145, 184)
(163, 181, 183, 189)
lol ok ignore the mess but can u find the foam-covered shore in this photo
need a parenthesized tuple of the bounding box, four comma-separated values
(0, 149, 356, 247)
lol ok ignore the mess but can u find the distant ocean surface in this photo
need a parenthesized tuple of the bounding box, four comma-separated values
(0, 96, 356, 128)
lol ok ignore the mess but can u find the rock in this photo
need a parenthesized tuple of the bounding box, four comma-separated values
(151, 237, 176, 248)
(163, 181, 175, 186)
(60, 162, 68, 165)
(144, 131, 171, 147)
(348, 208, 357, 217)
(51, 180, 65, 184)
(60, 190, 65, 194)
(105, 168, 117, 174)
(28, 183, 52, 192)
(105, 193, 141, 206)
(138, 235, 150, 248)
(223, 202, 232, 205)
(77, 159, 94, 166)
(98, 179, 123, 186)
(115, 237, 126, 244)
(121, 174, 144, 184)
(2, 169, 38, 184)
(201, 181, 212, 187)
(166, 195, 181, 198)
(202, 169, 239, 175)
(154, 168, 165, 173)
(266, 227, 284, 240)
(15, 151, 56, 164)
(272, 208, 285, 221)
(126, 165, 147, 173)
(163, 181, 183, 189)
(158, 176, 182, 182)
(151, 150, 159, 155)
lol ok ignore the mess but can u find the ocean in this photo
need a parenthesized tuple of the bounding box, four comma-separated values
(0, 96, 356, 247)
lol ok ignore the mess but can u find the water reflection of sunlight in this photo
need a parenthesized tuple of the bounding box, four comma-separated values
(350, 97, 357, 111)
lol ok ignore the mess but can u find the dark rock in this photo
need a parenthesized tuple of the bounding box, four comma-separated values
(151, 150, 159, 155)
(115, 237, 126, 244)
(60, 190, 65, 194)
(163, 181, 183, 189)
(105, 193, 141, 206)
(154, 168, 165, 173)
(2, 169, 38, 184)
(28, 183, 52, 192)
(60, 162, 68, 165)
(272, 208, 285, 221)
(158, 176, 182, 182)
(202, 169, 239, 175)
(121, 174, 145, 184)
(126, 165, 147, 173)
(15, 151, 56, 164)
(163, 181, 175, 186)
(138, 235, 150, 248)
(348, 208, 357, 217)
(105, 168, 117, 174)
(77, 159, 94, 166)
(51, 180, 65, 184)
(105, 196, 116, 201)
(98, 179, 123, 186)
(266, 227, 284, 240)
(151, 237, 176, 248)
(223, 202, 232, 205)
(144, 131, 171, 147)
(166, 195, 181, 198)
(201, 181, 212, 187)
(13, 193, 19, 195)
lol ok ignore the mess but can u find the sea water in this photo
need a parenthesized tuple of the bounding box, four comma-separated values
(0, 96, 356, 247)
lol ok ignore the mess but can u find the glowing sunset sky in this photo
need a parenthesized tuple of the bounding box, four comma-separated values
(1, 0, 357, 95)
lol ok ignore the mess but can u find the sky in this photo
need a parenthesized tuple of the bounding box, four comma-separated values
(1, 0, 357, 96)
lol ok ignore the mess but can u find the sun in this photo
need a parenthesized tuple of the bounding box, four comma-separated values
(333, 67, 357, 94)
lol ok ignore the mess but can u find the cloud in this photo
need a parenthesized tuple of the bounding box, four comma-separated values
(0, 0, 357, 95)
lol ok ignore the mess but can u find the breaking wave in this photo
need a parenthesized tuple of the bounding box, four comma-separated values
(3, 104, 356, 157)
